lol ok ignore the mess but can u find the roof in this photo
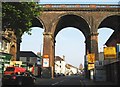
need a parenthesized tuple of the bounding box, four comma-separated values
(19, 51, 40, 58)
(66, 64, 78, 69)
(55, 56, 64, 61)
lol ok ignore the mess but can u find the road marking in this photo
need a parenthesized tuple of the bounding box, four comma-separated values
(52, 82, 59, 85)
(60, 80, 65, 82)
(51, 80, 65, 85)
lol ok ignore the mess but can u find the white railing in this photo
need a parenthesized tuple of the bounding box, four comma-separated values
(41, 4, 120, 9)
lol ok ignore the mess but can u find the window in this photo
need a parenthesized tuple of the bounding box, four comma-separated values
(6, 67, 15, 71)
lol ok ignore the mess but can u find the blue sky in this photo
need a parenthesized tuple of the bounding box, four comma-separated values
(20, 0, 117, 68)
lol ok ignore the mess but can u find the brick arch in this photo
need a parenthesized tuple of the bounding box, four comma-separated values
(98, 15, 120, 30)
(31, 17, 45, 30)
(51, 14, 90, 39)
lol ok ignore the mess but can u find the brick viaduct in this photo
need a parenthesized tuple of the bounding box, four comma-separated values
(31, 4, 120, 78)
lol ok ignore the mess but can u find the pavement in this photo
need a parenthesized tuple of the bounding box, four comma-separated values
(81, 77, 118, 87)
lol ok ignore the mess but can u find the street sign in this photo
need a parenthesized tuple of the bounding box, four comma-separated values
(104, 47, 116, 59)
(87, 53, 95, 63)
(42, 58, 49, 67)
(88, 64, 94, 70)
(10, 61, 22, 67)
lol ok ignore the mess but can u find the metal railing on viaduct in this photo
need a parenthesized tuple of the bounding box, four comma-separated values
(40, 4, 120, 8)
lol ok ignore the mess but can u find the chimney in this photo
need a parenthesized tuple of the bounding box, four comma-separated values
(63, 55, 65, 61)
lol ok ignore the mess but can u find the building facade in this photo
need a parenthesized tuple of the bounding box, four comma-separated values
(55, 56, 66, 75)
(0, 29, 16, 78)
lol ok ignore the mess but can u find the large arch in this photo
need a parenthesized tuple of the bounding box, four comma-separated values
(98, 15, 120, 30)
(53, 14, 91, 68)
(98, 15, 120, 46)
(42, 14, 92, 78)
(31, 17, 44, 29)
(55, 27, 85, 68)
(54, 14, 90, 39)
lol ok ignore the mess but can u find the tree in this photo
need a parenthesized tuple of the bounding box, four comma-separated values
(2, 2, 41, 36)
(2, 2, 41, 60)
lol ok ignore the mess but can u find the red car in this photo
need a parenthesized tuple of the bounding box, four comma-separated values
(2, 71, 36, 86)
(4, 66, 26, 75)
(2, 66, 36, 86)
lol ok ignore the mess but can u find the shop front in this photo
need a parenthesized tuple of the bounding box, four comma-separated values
(0, 52, 12, 78)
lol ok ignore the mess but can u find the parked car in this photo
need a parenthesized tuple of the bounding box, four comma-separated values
(4, 66, 26, 75)
(2, 71, 36, 86)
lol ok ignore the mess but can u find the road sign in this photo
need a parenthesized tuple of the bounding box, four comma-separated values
(104, 47, 116, 59)
(42, 58, 49, 67)
(87, 53, 95, 63)
(88, 64, 94, 70)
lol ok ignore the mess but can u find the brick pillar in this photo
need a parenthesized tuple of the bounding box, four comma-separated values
(84, 38, 91, 79)
(42, 32, 55, 78)
(89, 32, 99, 60)
(85, 32, 99, 79)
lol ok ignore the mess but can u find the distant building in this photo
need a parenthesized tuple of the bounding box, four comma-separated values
(79, 63, 83, 70)
(55, 56, 66, 75)
(37, 52, 42, 66)
(19, 51, 41, 76)
(19, 51, 39, 65)
(65, 64, 78, 75)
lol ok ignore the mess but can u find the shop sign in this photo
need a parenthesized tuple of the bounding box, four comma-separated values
(88, 64, 94, 70)
(104, 47, 116, 59)
(87, 53, 95, 63)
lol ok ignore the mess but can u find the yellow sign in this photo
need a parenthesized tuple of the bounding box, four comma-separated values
(10, 61, 22, 67)
(87, 53, 95, 63)
(104, 47, 116, 59)
(88, 64, 94, 70)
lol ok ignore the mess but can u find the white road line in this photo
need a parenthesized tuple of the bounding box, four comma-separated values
(60, 80, 65, 82)
(52, 80, 65, 85)
(52, 82, 59, 85)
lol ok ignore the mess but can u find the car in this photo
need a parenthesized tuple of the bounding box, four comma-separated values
(2, 71, 36, 86)
(4, 66, 26, 75)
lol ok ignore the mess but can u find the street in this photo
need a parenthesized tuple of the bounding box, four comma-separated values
(1, 75, 84, 87)
(35, 75, 83, 86)
(1, 75, 117, 87)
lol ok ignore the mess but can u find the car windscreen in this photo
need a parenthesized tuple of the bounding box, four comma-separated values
(6, 67, 15, 71)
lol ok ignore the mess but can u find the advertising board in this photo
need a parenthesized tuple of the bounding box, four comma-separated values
(104, 47, 116, 59)
(42, 58, 49, 67)
(87, 53, 95, 63)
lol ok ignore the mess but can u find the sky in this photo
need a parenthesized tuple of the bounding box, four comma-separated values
(20, 0, 118, 68)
